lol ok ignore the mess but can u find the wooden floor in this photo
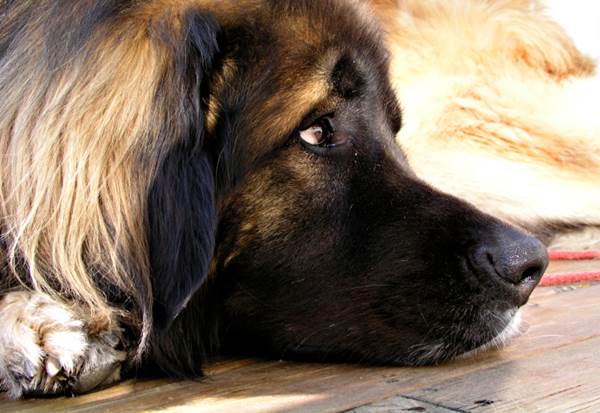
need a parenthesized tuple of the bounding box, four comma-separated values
(2, 259, 600, 413)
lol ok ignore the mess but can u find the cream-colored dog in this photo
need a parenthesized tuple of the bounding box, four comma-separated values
(371, 0, 600, 247)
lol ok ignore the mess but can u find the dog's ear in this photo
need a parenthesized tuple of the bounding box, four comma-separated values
(147, 10, 221, 329)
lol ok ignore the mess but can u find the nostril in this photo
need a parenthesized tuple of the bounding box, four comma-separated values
(499, 259, 544, 291)
(520, 264, 543, 284)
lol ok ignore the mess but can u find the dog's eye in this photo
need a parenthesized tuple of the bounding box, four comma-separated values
(299, 124, 328, 146)
(298, 117, 347, 148)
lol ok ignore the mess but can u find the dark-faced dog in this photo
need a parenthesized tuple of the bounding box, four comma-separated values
(0, 0, 547, 398)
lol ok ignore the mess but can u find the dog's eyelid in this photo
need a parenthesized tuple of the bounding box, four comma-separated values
(299, 108, 336, 130)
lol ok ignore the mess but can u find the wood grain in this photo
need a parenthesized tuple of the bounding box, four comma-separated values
(2, 268, 599, 413)
(546, 258, 600, 274)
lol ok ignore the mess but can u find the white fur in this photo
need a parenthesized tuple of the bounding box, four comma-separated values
(407, 308, 524, 365)
(398, 74, 600, 227)
(0, 291, 125, 398)
(458, 309, 525, 360)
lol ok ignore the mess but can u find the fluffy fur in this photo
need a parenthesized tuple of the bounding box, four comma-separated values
(0, 0, 549, 398)
(371, 0, 600, 243)
(0, 291, 124, 396)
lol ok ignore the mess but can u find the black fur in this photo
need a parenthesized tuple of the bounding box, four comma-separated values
(147, 9, 221, 329)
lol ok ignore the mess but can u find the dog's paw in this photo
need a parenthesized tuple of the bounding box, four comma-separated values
(0, 291, 126, 398)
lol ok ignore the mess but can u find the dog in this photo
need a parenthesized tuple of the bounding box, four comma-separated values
(370, 0, 600, 246)
(0, 0, 548, 398)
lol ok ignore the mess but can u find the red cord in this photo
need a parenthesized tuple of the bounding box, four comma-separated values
(548, 250, 600, 260)
(540, 271, 600, 286)
(542, 250, 600, 286)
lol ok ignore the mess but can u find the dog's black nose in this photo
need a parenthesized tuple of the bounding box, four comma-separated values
(469, 227, 548, 305)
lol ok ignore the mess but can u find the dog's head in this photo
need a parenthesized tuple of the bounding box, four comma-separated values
(143, 0, 548, 369)
(0, 0, 549, 383)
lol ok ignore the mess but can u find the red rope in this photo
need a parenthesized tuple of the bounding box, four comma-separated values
(540, 271, 600, 286)
(548, 250, 600, 260)
(541, 250, 600, 286)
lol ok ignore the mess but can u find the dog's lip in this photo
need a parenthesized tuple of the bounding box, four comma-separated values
(455, 308, 526, 361)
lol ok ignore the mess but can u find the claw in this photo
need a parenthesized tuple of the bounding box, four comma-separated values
(45, 357, 61, 377)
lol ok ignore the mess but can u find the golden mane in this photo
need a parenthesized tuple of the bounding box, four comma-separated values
(0, 1, 212, 353)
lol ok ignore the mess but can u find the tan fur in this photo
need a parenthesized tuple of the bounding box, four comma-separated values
(370, 0, 600, 232)
(0, 1, 214, 350)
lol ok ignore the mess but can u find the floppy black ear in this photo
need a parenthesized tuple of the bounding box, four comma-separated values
(147, 10, 221, 329)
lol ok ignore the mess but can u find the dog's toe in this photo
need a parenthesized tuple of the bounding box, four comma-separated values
(0, 291, 125, 398)
(72, 333, 126, 394)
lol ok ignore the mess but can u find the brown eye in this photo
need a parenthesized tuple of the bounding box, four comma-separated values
(299, 124, 326, 146)
(298, 117, 346, 148)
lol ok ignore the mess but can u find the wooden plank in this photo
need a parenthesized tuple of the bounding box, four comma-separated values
(1, 284, 599, 413)
(348, 395, 459, 412)
(401, 336, 600, 413)
(546, 259, 600, 274)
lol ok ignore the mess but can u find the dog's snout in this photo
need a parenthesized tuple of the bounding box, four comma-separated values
(469, 228, 548, 305)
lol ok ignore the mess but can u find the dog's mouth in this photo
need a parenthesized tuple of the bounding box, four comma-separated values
(249, 302, 527, 368)
(455, 309, 526, 360)
(405, 307, 525, 366)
